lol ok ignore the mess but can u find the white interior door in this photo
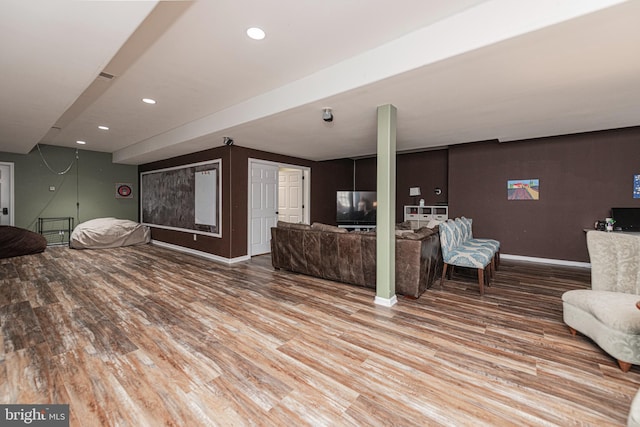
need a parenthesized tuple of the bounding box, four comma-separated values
(278, 168, 303, 223)
(0, 162, 13, 226)
(250, 162, 278, 256)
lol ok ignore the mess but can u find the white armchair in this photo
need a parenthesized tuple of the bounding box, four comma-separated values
(629, 302, 640, 427)
(562, 230, 640, 372)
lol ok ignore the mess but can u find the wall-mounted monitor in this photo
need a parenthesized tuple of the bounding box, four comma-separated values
(336, 191, 377, 225)
(611, 207, 640, 232)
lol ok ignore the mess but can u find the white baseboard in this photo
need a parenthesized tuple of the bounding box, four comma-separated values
(374, 295, 398, 307)
(501, 253, 590, 269)
(149, 241, 590, 272)
(151, 240, 251, 264)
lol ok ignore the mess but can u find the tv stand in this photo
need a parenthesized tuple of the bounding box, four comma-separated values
(404, 205, 448, 229)
(338, 225, 375, 232)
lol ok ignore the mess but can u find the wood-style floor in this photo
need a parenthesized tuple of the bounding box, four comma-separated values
(1, 244, 639, 426)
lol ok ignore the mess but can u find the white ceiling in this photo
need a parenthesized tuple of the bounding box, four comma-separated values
(1, 0, 639, 165)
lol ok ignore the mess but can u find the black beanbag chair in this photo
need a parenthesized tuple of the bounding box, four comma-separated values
(0, 226, 47, 259)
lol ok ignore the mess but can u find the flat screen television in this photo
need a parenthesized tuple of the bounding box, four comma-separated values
(612, 207, 640, 231)
(336, 191, 377, 225)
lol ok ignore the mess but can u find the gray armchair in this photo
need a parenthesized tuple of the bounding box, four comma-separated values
(562, 230, 640, 372)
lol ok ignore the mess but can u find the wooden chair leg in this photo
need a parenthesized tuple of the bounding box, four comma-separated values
(495, 251, 500, 270)
(490, 256, 496, 279)
(486, 265, 491, 288)
(487, 260, 493, 286)
(618, 360, 633, 372)
(478, 268, 484, 295)
(441, 263, 449, 285)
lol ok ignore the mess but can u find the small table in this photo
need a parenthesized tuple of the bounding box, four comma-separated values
(37, 217, 74, 246)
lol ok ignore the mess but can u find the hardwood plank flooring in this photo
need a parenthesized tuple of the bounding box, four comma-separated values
(1, 244, 639, 426)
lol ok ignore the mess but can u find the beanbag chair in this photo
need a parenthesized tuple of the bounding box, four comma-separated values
(70, 217, 150, 249)
(0, 226, 47, 259)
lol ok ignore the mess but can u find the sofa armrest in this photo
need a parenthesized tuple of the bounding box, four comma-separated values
(395, 232, 442, 298)
(271, 227, 290, 270)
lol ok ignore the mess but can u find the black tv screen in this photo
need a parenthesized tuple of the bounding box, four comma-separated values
(612, 207, 640, 231)
(337, 191, 377, 225)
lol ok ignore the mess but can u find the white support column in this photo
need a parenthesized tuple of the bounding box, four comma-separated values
(374, 104, 397, 307)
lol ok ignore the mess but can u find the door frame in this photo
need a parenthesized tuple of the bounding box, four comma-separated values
(0, 161, 15, 226)
(247, 158, 311, 256)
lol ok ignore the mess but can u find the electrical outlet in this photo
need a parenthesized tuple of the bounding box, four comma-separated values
(193, 234, 197, 241)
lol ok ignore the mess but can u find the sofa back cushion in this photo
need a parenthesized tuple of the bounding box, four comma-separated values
(337, 233, 365, 285)
(319, 232, 342, 281)
(396, 221, 413, 230)
(402, 227, 437, 240)
(277, 221, 311, 230)
(311, 222, 348, 233)
(303, 230, 323, 277)
(288, 228, 308, 274)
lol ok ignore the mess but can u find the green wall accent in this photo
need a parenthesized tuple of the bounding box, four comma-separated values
(0, 145, 138, 230)
(375, 104, 397, 304)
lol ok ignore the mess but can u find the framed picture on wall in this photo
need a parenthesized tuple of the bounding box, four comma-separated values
(115, 183, 133, 199)
(634, 174, 640, 199)
(507, 179, 539, 201)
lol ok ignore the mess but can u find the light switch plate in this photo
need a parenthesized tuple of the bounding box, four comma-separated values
(49, 186, 55, 191)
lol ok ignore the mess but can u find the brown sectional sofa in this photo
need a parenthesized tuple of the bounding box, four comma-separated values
(270, 221, 442, 298)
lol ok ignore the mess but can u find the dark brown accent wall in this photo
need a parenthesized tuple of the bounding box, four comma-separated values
(354, 149, 449, 221)
(228, 146, 314, 258)
(139, 144, 319, 259)
(311, 158, 353, 225)
(139, 146, 233, 258)
(448, 127, 640, 262)
(139, 126, 639, 263)
(396, 150, 449, 210)
(354, 157, 376, 190)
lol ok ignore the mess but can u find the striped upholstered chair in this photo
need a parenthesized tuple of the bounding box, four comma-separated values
(439, 219, 494, 295)
(458, 216, 501, 271)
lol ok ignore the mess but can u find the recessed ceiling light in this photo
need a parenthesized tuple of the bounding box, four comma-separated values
(142, 98, 156, 104)
(98, 125, 109, 130)
(76, 140, 86, 145)
(246, 27, 265, 40)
